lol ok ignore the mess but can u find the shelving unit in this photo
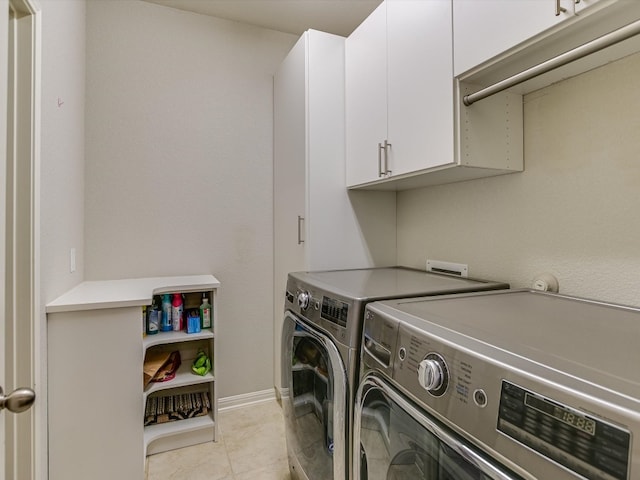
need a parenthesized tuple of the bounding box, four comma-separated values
(143, 311, 218, 456)
(46, 274, 220, 480)
(143, 331, 215, 397)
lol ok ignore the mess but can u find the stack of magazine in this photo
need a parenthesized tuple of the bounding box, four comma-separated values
(144, 391, 210, 426)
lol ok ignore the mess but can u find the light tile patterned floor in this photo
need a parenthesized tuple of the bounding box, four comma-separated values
(146, 399, 291, 480)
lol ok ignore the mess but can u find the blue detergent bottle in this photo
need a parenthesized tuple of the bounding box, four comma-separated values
(161, 294, 172, 331)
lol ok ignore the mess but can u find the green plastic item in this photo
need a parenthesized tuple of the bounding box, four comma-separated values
(191, 350, 211, 376)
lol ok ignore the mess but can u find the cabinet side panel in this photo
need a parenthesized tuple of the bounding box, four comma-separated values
(48, 308, 144, 480)
(458, 82, 524, 172)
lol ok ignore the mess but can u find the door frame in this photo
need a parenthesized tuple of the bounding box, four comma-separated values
(2, 0, 41, 478)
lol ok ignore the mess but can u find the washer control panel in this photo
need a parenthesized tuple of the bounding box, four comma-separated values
(285, 278, 356, 348)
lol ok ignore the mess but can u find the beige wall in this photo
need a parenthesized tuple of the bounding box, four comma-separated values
(40, 0, 86, 303)
(398, 51, 640, 308)
(84, 1, 296, 397)
(38, 0, 86, 477)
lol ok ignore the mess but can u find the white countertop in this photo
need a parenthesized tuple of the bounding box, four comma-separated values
(46, 275, 220, 313)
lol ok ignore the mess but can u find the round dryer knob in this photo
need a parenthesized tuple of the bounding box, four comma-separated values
(418, 353, 448, 396)
(297, 291, 310, 310)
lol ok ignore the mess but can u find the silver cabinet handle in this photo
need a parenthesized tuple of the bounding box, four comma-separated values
(297, 215, 304, 244)
(383, 139, 392, 176)
(555, 0, 567, 15)
(377, 140, 392, 178)
(0, 386, 35, 413)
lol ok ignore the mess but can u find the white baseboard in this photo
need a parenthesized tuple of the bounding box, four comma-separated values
(218, 388, 277, 411)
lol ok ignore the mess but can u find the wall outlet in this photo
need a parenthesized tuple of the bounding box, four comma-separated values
(426, 259, 468, 278)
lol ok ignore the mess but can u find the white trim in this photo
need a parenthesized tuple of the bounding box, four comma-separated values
(27, 3, 43, 480)
(218, 389, 277, 412)
(7, 0, 41, 478)
(0, 1, 8, 477)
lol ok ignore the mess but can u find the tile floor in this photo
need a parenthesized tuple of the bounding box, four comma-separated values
(146, 399, 291, 480)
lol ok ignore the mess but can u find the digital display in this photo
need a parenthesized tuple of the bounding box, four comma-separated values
(526, 393, 596, 436)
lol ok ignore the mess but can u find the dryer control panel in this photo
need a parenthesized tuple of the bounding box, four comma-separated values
(498, 381, 631, 480)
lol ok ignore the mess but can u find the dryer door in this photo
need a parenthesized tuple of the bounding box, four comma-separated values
(282, 311, 347, 480)
(353, 373, 525, 480)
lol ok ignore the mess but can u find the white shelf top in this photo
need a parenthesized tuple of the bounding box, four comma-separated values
(144, 362, 215, 399)
(144, 414, 214, 451)
(46, 274, 220, 313)
(143, 329, 214, 350)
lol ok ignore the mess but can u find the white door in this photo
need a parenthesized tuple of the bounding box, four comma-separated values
(2, 0, 39, 479)
(345, 1, 387, 187)
(386, 0, 454, 176)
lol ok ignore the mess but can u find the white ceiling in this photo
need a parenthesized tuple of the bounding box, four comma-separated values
(142, 0, 382, 37)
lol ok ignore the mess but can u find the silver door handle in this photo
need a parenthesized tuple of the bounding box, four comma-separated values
(0, 386, 36, 413)
(378, 141, 392, 177)
(555, 0, 567, 15)
(383, 139, 392, 176)
(297, 215, 304, 244)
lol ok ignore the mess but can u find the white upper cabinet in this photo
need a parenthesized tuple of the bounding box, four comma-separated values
(345, 3, 388, 186)
(387, 0, 454, 178)
(346, 0, 455, 188)
(454, 0, 640, 81)
(453, 0, 576, 76)
(344, 0, 640, 190)
(346, 0, 523, 190)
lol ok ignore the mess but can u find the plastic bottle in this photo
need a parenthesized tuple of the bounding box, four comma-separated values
(161, 294, 172, 331)
(200, 295, 211, 329)
(147, 302, 159, 335)
(171, 293, 183, 331)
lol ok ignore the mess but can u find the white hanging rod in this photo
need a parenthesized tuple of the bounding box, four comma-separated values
(463, 18, 640, 106)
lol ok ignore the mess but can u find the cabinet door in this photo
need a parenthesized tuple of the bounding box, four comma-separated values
(48, 308, 143, 480)
(274, 34, 307, 277)
(453, 0, 575, 75)
(274, 35, 307, 394)
(345, 2, 388, 187)
(387, 0, 454, 176)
